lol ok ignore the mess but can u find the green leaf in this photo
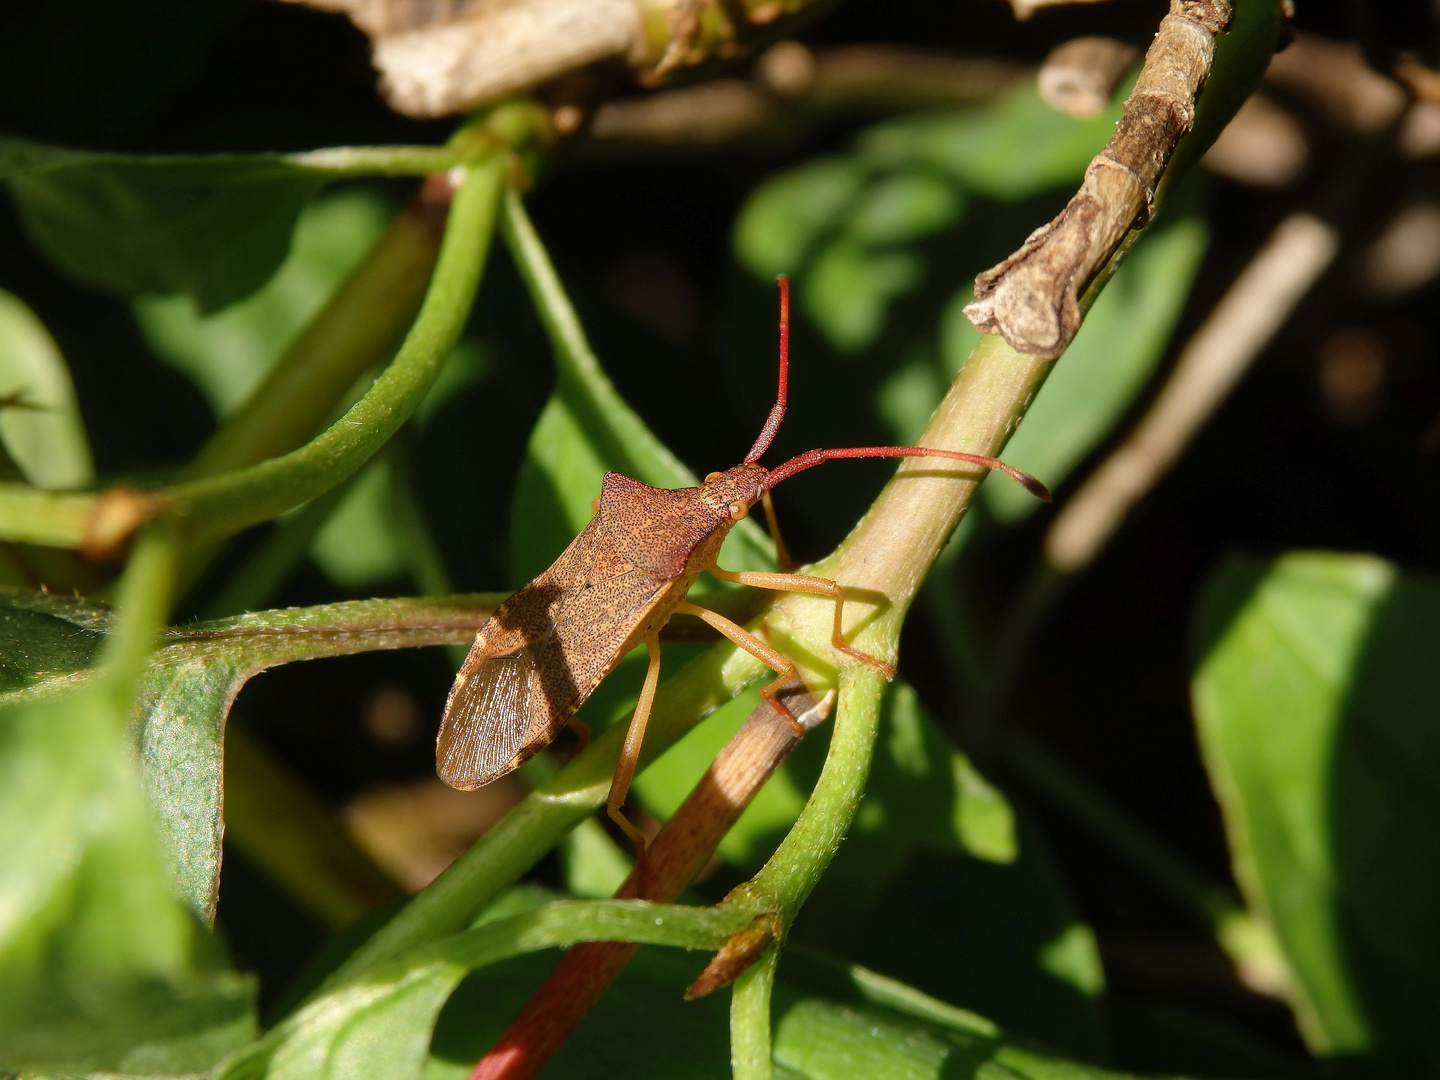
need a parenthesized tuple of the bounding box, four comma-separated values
(802, 238, 925, 354)
(1193, 552, 1440, 1071)
(308, 456, 409, 588)
(734, 158, 871, 279)
(1, 137, 458, 312)
(0, 585, 108, 695)
(0, 289, 94, 490)
(133, 189, 393, 415)
(981, 205, 1209, 521)
(844, 170, 964, 246)
(857, 80, 1123, 201)
(222, 898, 745, 1080)
(426, 937, 1146, 1080)
(0, 545, 257, 1072)
(132, 595, 500, 925)
(734, 81, 1133, 366)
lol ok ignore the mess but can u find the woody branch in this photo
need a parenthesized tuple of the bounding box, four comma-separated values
(964, 0, 1234, 359)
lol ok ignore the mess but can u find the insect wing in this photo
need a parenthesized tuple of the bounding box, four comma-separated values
(437, 644, 551, 789)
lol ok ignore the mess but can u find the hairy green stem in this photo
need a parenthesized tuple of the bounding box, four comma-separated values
(187, 185, 450, 479)
(743, 667, 883, 921)
(168, 158, 504, 544)
(730, 944, 780, 1080)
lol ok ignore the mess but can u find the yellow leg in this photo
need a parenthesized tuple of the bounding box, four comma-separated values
(567, 716, 591, 755)
(707, 566, 896, 679)
(676, 601, 807, 736)
(759, 491, 796, 570)
(608, 637, 662, 851)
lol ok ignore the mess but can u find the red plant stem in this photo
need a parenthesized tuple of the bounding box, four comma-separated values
(468, 683, 827, 1080)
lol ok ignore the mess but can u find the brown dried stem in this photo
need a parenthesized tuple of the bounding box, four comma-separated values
(584, 44, 1025, 150)
(282, 0, 844, 119)
(467, 682, 830, 1080)
(966, 0, 1234, 359)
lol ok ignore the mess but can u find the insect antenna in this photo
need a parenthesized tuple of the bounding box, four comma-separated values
(743, 274, 1050, 502)
(761, 445, 1052, 502)
(743, 275, 790, 464)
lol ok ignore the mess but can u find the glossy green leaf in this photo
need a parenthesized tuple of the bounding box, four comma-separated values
(0, 136, 457, 312)
(1193, 552, 1440, 1071)
(982, 206, 1209, 521)
(0, 289, 94, 490)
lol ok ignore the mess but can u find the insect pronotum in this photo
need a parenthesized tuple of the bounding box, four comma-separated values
(437, 276, 1049, 848)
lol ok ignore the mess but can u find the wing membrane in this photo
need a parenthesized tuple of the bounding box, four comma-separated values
(437, 647, 549, 789)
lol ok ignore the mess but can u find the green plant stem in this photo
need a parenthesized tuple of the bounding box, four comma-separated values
(187, 186, 450, 479)
(771, 332, 1054, 673)
(200, 480, 354, 619)
(730, 944, 780, 1080)
(101, 522, 180, 696)
(743, 667, 883, 921)
(0, 484, 92, 547)
(167, 158, 504, 544)
(322, 640, 770, 990)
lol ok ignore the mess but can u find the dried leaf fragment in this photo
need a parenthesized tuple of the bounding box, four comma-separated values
(283, 0, 639, 118)
(966, 0, 1233, 359)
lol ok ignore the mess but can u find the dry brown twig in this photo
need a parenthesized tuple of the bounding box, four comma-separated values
(965, 0, 1233, 359)
(586, 42, 1025, 149)
(278, 0, 833, 118)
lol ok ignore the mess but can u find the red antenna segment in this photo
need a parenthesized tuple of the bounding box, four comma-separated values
(744, 275, 789, 464)
(743, 276, 1050, 502)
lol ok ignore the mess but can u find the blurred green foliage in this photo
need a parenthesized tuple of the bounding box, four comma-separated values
(2, 0, 1433, 1077)
(1194, 552, 1440, 1073)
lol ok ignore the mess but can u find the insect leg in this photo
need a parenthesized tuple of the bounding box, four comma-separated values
(567, 716, 591, 755)
(706, 567, 897, 679)
(675, 601, 807, 736)
(759, 491, 797, 570)
(607, 636, 662, 852)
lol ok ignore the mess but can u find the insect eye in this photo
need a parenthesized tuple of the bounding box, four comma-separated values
(729, 502, 746, 520)
(704, 471, 722, 483)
